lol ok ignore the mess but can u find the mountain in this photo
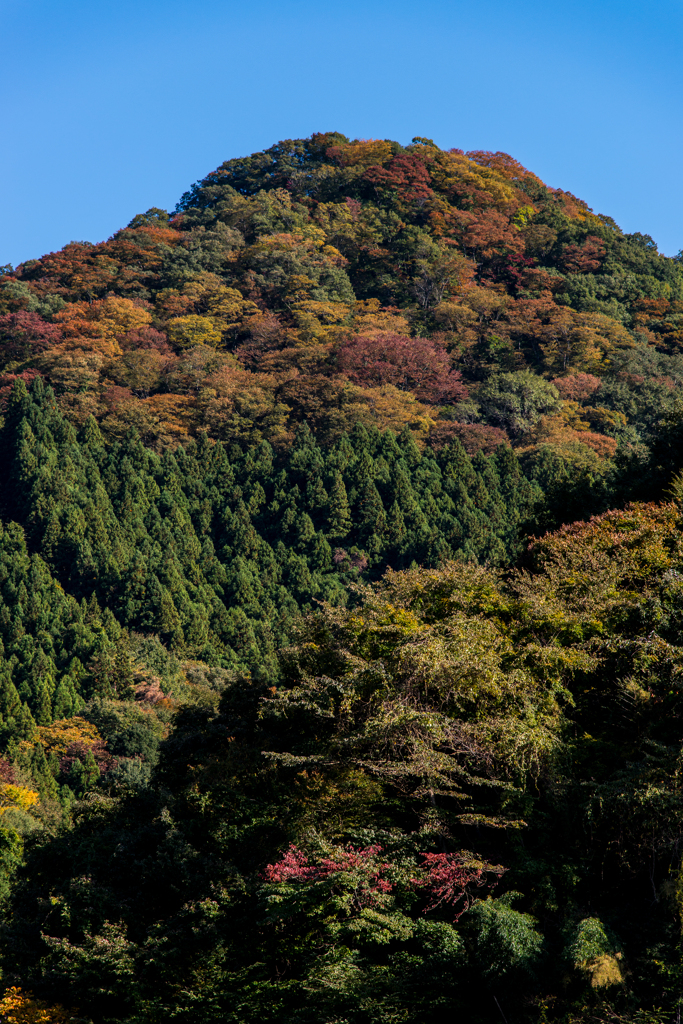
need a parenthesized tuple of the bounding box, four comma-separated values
(1, 134, 683, 1024)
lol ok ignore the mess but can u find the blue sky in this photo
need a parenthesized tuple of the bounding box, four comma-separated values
(2, 0, 682, 267)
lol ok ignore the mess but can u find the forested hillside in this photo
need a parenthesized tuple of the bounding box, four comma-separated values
(2, 134, 683, 1023)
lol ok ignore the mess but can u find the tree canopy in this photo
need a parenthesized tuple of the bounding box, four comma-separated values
(2, 134, 683, 1024)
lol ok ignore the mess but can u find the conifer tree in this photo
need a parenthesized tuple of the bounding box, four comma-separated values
(326, 471, 352, 540)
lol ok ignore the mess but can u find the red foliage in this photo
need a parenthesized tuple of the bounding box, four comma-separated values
(550, 372, 602, 403)
(337, 332, 468, 404)
(134, 678, 167, 704)
(559, 235, 606, 274)
(418, 852, 488, 920)
(264, 844, 393, 898)
(503, 253, 537, 291)
(333, 548, 369, 571)
(345, 197, 362, 221)
(0, 311, 62, 360)
(652, 375, 677, 390)
(363, 154, 434, 204)
(0, 758, 17, 784)
(102, 386, 135, 411)
(264, 845, 321, 883)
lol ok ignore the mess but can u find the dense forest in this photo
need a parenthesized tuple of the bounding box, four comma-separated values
(1, 133, 683, 1022)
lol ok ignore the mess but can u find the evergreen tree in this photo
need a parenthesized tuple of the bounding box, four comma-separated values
(326, 471, 352, 540)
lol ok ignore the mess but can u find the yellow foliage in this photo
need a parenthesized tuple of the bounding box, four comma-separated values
(0, 986, 74, 1023)
(583, 405, 627, 433)
(0, 783, 39, 815)
(540, 307, 635, 374)
(558, 400, 592, 431)
(175, 273, 223, 306)
(295, 300, 351, 325)
(328, 139, 395, 167)
(171, 276, 260, 333)
(518, 503, 681, 627)
(290, 301, 352, 345)
(431, 301, 478, 336)
(351, 299, 413, 337)
(430, 152, 518, 209)
(167, 315, 224, 350)
(244, 231, 347, 268)
(313, 201, 360, 237)
(351, 384, 435, 439)
(581, 953, 624, 989)
(512, 205, 535, 230)
(204, 287, 260, 329)
(38, 717, 102, 758)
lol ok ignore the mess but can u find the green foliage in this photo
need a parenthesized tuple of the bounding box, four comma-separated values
(7, 510, 683, 1021)
(477, 371, 560, 436)
(470, 894, 544, 982)
(81, 699, 164, 763)
(0, 382, 537, 688)
(5, 133, 683, 1023)
(0, 826, 23, 902)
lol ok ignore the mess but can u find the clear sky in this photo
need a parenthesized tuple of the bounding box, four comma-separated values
(2, 0, 682, 267)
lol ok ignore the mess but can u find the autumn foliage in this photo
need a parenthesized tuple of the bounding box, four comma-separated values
(2, 132, 683, 1024)
(336, 331, 468, 403)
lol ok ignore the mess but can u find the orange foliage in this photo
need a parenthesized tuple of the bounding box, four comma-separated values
(53, 296, 152, 357)
(559, 235, 606, 274)
(462, 210, 526, 262)
(0, 987, 74, 1023)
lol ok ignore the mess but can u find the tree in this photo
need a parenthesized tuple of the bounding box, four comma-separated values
(0, 987, 74, 1023)
(106, 348, 166, 397)
(0, 311, 61, 365)
(477, 370, 560, 435)
(326, 470, 352, 539)
(363, 152, 434, 206)
(559, 234, 606, 274)
(337, 332, 468, 404)
(166, 314, 224, 350)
